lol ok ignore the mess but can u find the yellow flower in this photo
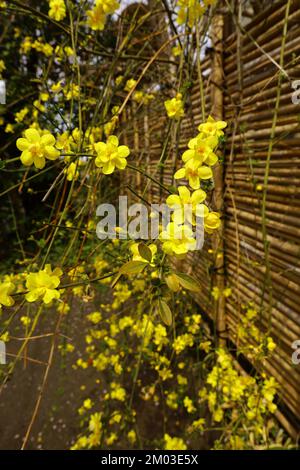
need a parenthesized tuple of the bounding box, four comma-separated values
(64, 46, 74, 57)
(0, 281, 15, 309)
(56, 131, 71, 153)
(97, 0, 120, 14)
(48, 0, 66, 21)
(64, 83, 80, 100)
(39, 92, 49, 102)
(159, 222, 196, 256)
(64, 162, 79, 181)
(20, 316, 31, 326)
(198, 115, 227, 138)
(106, 433, 117, 446)
(267, 336, 276, 352)
(104, 116, 118, 137)
(177, 0, 206, 27)
(166, 186, 207, 224)
(16, 128, 60, 169)
(199, 341, 211, 353)
(115, 75, 123, 86)
(153, 324, 168, 350)
(173, 333, 194, 354)
(51, 81, 63, 93)
(166, 391, 178, 410)
(0, 59, 5, 74)
(164, 434, 187, 450)
(127, 430, 136, 444)
(172, 45, 182, 56)
(83, 398, 93, 409)
(0, 332, 9, 342)
(5, 123, 14, 133)
(183, 396, 196, 413)
(212, 286, 220, 300)
(190, 418, 205, 432)
(124, 78, 137, 92)
(177, 374, 187, 386)
(89, 411, 102, 434)
(182, 135, 218, 168)
(132, 91, 144, 103)
(164, 93, 184, 119)
(94, 135, 130, 174)
(213, 407, 224, 422)
(174, 164, 213, 189)
(15, 107, 29, 123)
(110, 382, 126, 401)
(20, 36, 32, 54)
(204, 211, 221, 233)
(87, 311, 102, 324)
(87, 5, 106, 30)
(223, 287, 232, 297)
(25, 264, 62, 304)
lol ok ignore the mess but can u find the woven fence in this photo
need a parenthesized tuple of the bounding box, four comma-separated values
(121, 0, 300, 437)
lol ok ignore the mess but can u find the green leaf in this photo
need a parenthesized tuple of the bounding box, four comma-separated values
(175, 273, 201, 293)
(138, 242, 152, 263)
(157, 298, 172, 326)
(118, 260, 147, 275)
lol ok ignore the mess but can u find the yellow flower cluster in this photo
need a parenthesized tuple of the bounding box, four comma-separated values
(133, 91, 155, 105)
(201, 348, 278, 446)
(121, 78, 155, 106)
(67, 249, 283, 450)
(159, 222, 196, 257)
(20, 37, 53, 57)
(161, 115, 226, 249)
(164, 93, 184, 120)
(164, 433, 187, 450)
(175, 115, 226, 189)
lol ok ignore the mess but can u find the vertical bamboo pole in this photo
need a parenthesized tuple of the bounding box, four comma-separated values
(144, 106, 150, 163)
(123, 108, 128, 147)
(132, 102, 141, 191)
(211, 7, 226, 345)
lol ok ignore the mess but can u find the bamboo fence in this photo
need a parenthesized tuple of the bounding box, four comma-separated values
(122, 0, 300, 438)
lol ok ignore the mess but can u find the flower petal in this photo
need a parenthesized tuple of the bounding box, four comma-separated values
(178, 185, 190, 202)
(102, 161, 115, 174)
(107, 135, 118, 147)
(45, 146, 60, 160)
(166, 195, 181, 207)
(24, 128, 40, 143)
(198, 165, 213, 179)
(33, 155, 46, 169)
(16, 138, 29, 151)
(117, 145, 130, 158)
(174, 168, 186, 179)
(115, 157, 127, 170)
(182, 149, 194, 163)
(191, 188, 206, 204)
(20, 150, 34, 166)
(41, 134, 55, 146)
